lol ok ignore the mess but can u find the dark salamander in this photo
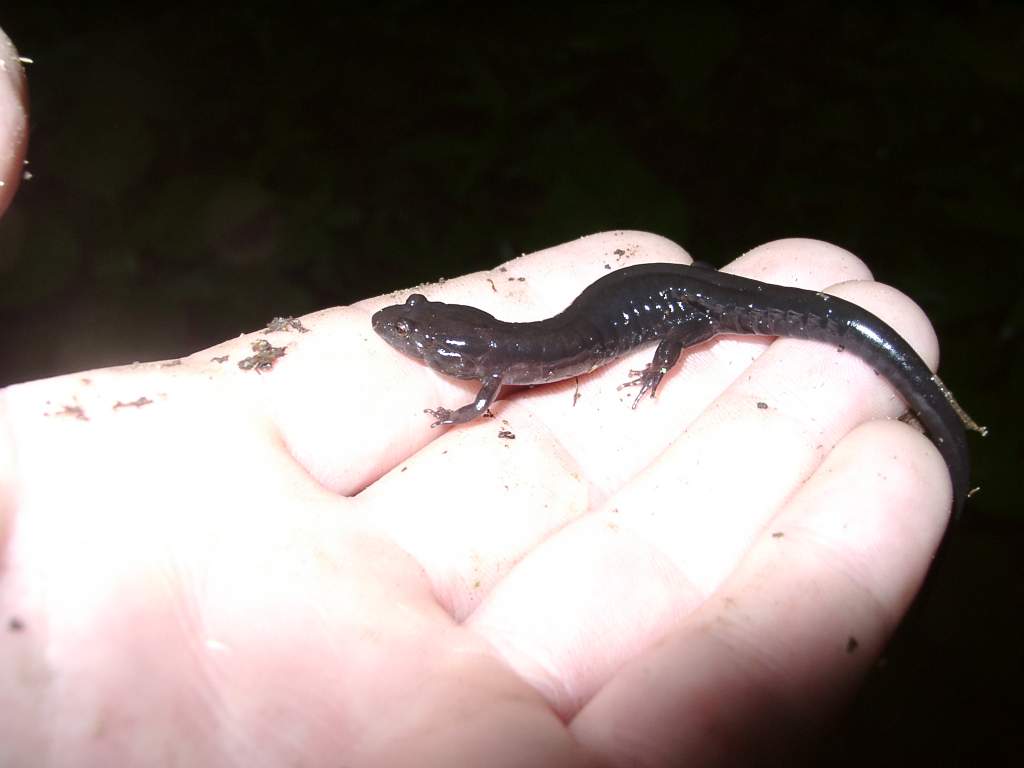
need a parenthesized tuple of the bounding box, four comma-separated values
(372, 263, 985, 516)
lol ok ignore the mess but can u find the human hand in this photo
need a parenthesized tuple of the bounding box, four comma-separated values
(0, 224, 954, 765)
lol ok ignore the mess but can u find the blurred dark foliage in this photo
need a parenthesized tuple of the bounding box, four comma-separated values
(1, 2, 1020, 763)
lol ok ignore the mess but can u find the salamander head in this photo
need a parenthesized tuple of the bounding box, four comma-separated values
(371, 293, 500, 379)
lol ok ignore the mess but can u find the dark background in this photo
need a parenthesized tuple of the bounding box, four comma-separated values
(1, 2, 1020, 763)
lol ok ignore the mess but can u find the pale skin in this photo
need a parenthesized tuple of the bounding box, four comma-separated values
(0, 28, 954, 768)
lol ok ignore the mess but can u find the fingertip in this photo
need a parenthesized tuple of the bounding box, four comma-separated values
(769, 418, 952, 607)
(824, 279, 941, 371)
(729, 238, 875, 288)
(0, 26, 29, 217)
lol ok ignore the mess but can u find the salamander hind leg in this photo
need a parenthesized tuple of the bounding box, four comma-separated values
(618, 338, 684, 408)
(617, 322, 718, 409)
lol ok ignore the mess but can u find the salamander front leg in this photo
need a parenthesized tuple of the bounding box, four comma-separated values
(425, 373, 504, 427)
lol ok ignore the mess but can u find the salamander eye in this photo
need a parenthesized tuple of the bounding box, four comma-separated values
(406, 294, 427, 307)
(394, 319, 412, 336)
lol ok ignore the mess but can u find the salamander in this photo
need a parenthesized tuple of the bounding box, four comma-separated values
(371, 262, 985, 516)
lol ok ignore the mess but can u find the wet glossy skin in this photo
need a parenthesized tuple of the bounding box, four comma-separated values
(372, 263, 975, 516)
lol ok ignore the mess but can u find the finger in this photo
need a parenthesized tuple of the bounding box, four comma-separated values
(0, 26, 29, 217)
(353, 407, 591, 620)
(571, 419, 951, 766)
